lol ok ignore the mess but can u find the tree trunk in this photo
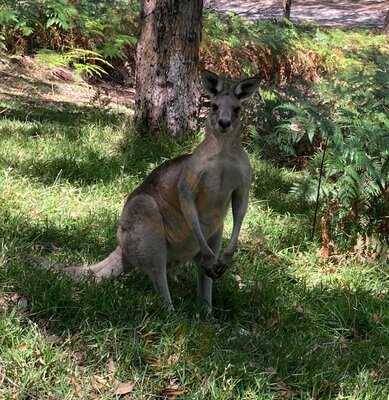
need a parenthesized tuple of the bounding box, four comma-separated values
(134, 0, 203, 136)
(282, 0, 292, 20)
(384, 10, 389, 34)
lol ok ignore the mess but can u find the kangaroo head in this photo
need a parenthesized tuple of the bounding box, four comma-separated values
(202, 70, 260, 136)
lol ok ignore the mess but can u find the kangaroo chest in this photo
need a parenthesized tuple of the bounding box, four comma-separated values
(196, 156, 247, 214)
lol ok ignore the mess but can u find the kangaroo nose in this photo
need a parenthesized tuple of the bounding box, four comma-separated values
(218, 119, 231, 129)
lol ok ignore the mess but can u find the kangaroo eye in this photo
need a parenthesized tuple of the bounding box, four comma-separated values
(234, 107, 241, 114)
(212, 104, 219, 111)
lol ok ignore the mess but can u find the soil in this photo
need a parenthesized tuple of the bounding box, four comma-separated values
(0, 56, 135, 113)
(205, 0, 387, 28)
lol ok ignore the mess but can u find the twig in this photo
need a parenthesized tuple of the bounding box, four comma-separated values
(311, 137, 328, 240)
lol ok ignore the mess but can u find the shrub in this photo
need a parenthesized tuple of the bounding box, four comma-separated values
(0, 0, 138, 59)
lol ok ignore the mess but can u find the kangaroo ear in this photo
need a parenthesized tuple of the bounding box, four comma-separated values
(202, 70, 223, 97)
(234, 77, 260, 102)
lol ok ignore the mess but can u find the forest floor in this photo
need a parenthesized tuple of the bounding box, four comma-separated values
(0, 56, 135, 114)
(0, 54, 388, 399)
(205, 0, 387, 27)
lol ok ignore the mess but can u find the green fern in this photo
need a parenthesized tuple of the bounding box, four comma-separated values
(44, 0, 77, 30)
(36, 48, 113, 78)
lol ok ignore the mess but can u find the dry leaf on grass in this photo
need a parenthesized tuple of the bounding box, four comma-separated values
(115, 381, 135, 396)
(17, 297, 28, 310)
(266, 314, 280, 328)
(107, 358, 116, 374)
(91, 375, 108, 391)
(161, 379, 185, 399)
(46, 334, 61, 345)
(167, 354, 179, 366)
(275, 380, 296, 399)
(10, 293, 19, 302)
(0, 296, 7, 307)
(372, 313, 383, 324)
(70, 376, 82, 397)
(17, 343, 29, 351)
(72, 351, 86, 366)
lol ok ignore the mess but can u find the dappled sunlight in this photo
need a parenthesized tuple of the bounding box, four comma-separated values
(0, 57, 135, 113)
(0, 6, 388, 398)
(205, 0, 386, 27)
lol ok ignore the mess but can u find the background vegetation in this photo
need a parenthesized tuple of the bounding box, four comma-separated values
(0, 1, 388, 398)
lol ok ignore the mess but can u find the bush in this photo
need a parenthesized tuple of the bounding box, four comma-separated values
(248, 33, 389, 253)
(0, 0, 138, 60)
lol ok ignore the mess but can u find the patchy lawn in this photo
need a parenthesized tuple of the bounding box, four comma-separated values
(0, 61, 388, 399)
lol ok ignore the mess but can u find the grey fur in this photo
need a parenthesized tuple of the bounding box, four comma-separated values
(32, 71, 260, 312)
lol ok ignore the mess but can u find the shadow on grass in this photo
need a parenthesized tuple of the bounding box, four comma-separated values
(2, 208, 388, 397)
(0, 133, 195, 186)
(1, 74, 387, 396)
(1, 149, 125, 186)
(0, 92, 198, 186)
(0, 92, 128, 128)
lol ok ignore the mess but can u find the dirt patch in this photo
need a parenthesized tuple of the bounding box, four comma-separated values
(0, 56, 135, 113)
(205, 0, 387, 27)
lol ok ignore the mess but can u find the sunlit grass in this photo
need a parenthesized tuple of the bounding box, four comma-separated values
(0, 90, 388, 399)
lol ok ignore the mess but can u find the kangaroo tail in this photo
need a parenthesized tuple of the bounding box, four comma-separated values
(29, 246, 123, 282)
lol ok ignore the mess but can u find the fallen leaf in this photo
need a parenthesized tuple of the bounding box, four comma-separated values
(372, 314, 383, 324)
(0, 296, 7, 307)
(70, 376, 82, 397)
(91, 375, 108, 391)
(46, 334, 61, 344)
(107, 358, 116, 374)
(276, 380, 296, 399)
(167, 354, 179, 365)
(72, 351, 86, 366)
(17, 343, 29, 351)
(266, 314, 280, 328)
(10, 293, 19, 302)
(17, 297, 28, 310)
(115, 381, 135, 396)
(161, 379, 185, 399)
(290, 122, 301, 132)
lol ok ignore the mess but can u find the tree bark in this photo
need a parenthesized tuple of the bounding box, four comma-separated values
(384, 10, 389, 34)
(282, 0, 292, 20)
(134, 0, 203, 136)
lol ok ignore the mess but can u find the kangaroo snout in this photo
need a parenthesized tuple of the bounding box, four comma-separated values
(218, 118, 231, 129)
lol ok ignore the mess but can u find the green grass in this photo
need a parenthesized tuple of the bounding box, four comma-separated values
(0, 90, 388, 399)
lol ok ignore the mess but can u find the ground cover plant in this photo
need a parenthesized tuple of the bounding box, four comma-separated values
(0, 4, 388, 399)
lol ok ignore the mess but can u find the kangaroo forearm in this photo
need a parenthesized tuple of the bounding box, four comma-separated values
(225, 189, 249, 254)
(179, 196, 209, 251)
(178, 173, 210, 252)
(225, 216, 244, 253)
(186, 208, 209, 250)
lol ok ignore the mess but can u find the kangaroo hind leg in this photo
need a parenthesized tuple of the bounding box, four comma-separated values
(119, 194, 173, 310)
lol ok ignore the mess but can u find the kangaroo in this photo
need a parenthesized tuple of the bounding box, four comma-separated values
(33, 71, 260, 312)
